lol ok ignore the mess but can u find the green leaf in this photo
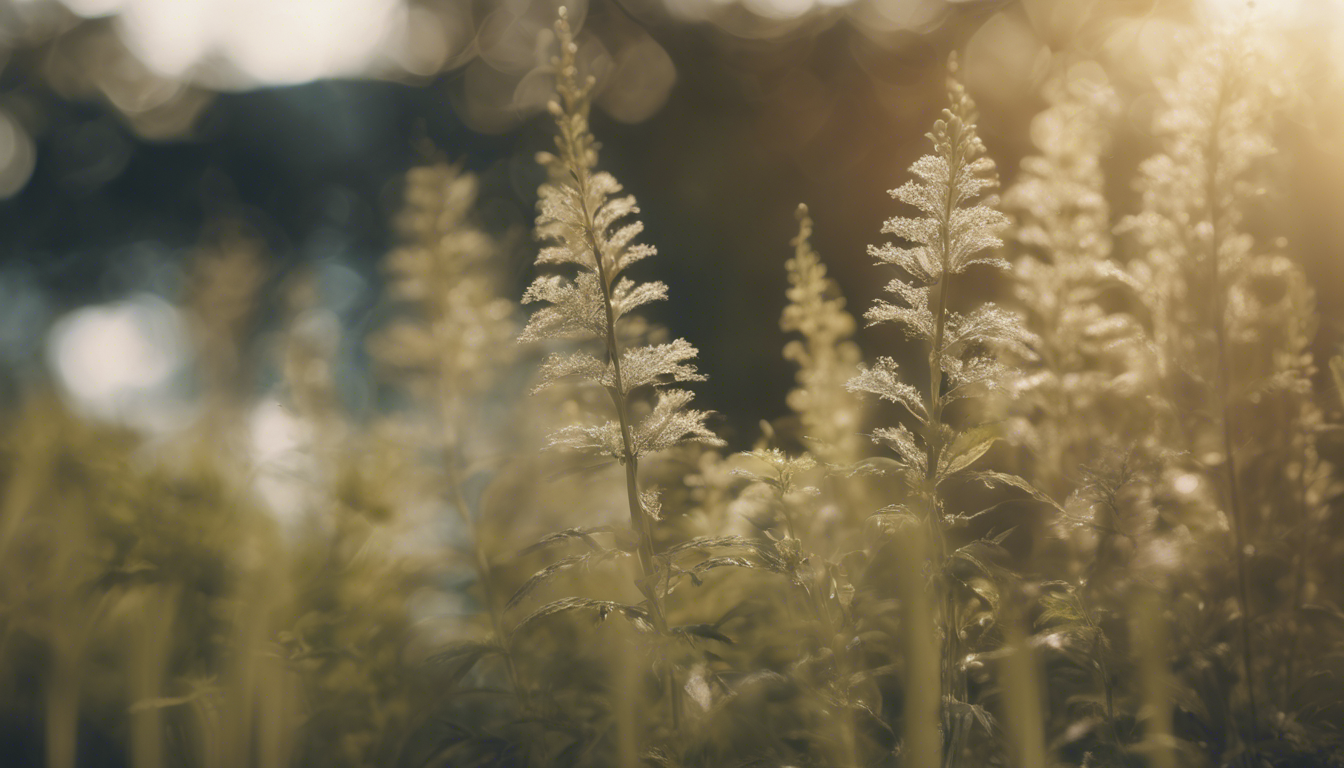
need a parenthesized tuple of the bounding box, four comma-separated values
(672, 624, 734, 645)
(663, 535, 783, 567)
(848, 663, 901, 687)
(506, 551, 629, 611)
(423, 642, 506, 691)
(517, 526, 618, 556)
(939, 425, 1000, 479)
(511, 597, 654, 636)
(960, 575, 1000, 613)
(951, 539, 1012, 581)
(1037, 590, 1088, 629)
(962, 470, 1065, 514)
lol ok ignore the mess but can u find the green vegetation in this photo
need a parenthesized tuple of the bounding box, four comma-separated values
(3, 10, 1344, 768)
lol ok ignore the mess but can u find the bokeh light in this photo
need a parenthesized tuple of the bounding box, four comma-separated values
(3, 2, 1344, 767)
(46, 294, 192, 429)
(0, 109, 35, 200)
(61, 0, 406, 86)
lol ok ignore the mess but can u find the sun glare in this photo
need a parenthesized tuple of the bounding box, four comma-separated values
(47, 295, 190, 429)
(1202, 0, 1344, 25)
(60, 0, 405, 87)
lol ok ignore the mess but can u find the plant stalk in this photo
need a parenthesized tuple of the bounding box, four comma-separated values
(1204, 75, 1260, 730)
(576, 166, 682, 739)
(1284, 415, 1310, 708)
(447, 463, 529, 710)
(925, 117, 964, 766)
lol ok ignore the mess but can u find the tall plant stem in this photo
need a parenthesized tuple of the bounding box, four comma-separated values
(446, 461, 529, 709)
(46, 633, 80, 768)
(1080, 588, 1121, 748)
(576, 170, 682, 737)
(927, 270, 961, 712)
(822, 599, 861, 768)
(925, 125, 964, 766)
(785, 492, 859, 767)
(1284, 414, 1311, 708)
(545, 43, 682, 747)
(1084, 492, 1129, 749)
(1215, 302, 1259, 730)
(1205, 78, 1259, 729)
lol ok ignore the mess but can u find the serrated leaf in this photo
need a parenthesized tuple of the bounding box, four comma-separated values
(1036, 591, 1090, 631)
(829, 456, 908, 479)
(631, 389, 724, 456)
(846, 357, 928, 423)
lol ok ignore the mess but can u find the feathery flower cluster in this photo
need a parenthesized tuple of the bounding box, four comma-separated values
(1123, 32, 1289, 493)
(781, 204, 864, 465)
(371, 161, 515, 442)
(845, 60, 1038, 765)
(1124, 30, 1289, 728)
(507, 14, 725, 751)
(1001, 67, 1148, 494)
(521, 10, 721, 466)
(848, 61, 1034, 492)
(1126, 33, 1281, 401)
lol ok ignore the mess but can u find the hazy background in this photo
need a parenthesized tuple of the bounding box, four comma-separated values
(2, 0, 1344, 445)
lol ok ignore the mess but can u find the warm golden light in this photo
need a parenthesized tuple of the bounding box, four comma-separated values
(4, 2, 1344, 768)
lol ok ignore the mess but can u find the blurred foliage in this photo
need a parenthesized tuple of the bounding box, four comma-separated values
(5, 2, 1344, 768)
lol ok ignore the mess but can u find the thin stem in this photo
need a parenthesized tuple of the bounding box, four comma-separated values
(828, 592, 861, 768)
(779, 478, 859, 768)
(585, 194, 662, 618)
(779, 493, 797, 540)
(1079, 586, 1120, 749)
(447, 463, 528, 707)
(548, 35, 681, 747)
(575, 165, 682, 737)
(46, 635, 80, 768)
(1083, 488, 1129, 750)
(925, 118, 963, 766)
(1217, 389, 1258, 726)
(1204, 74, 1259, 730)
(1284, 410, 1311, 708)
